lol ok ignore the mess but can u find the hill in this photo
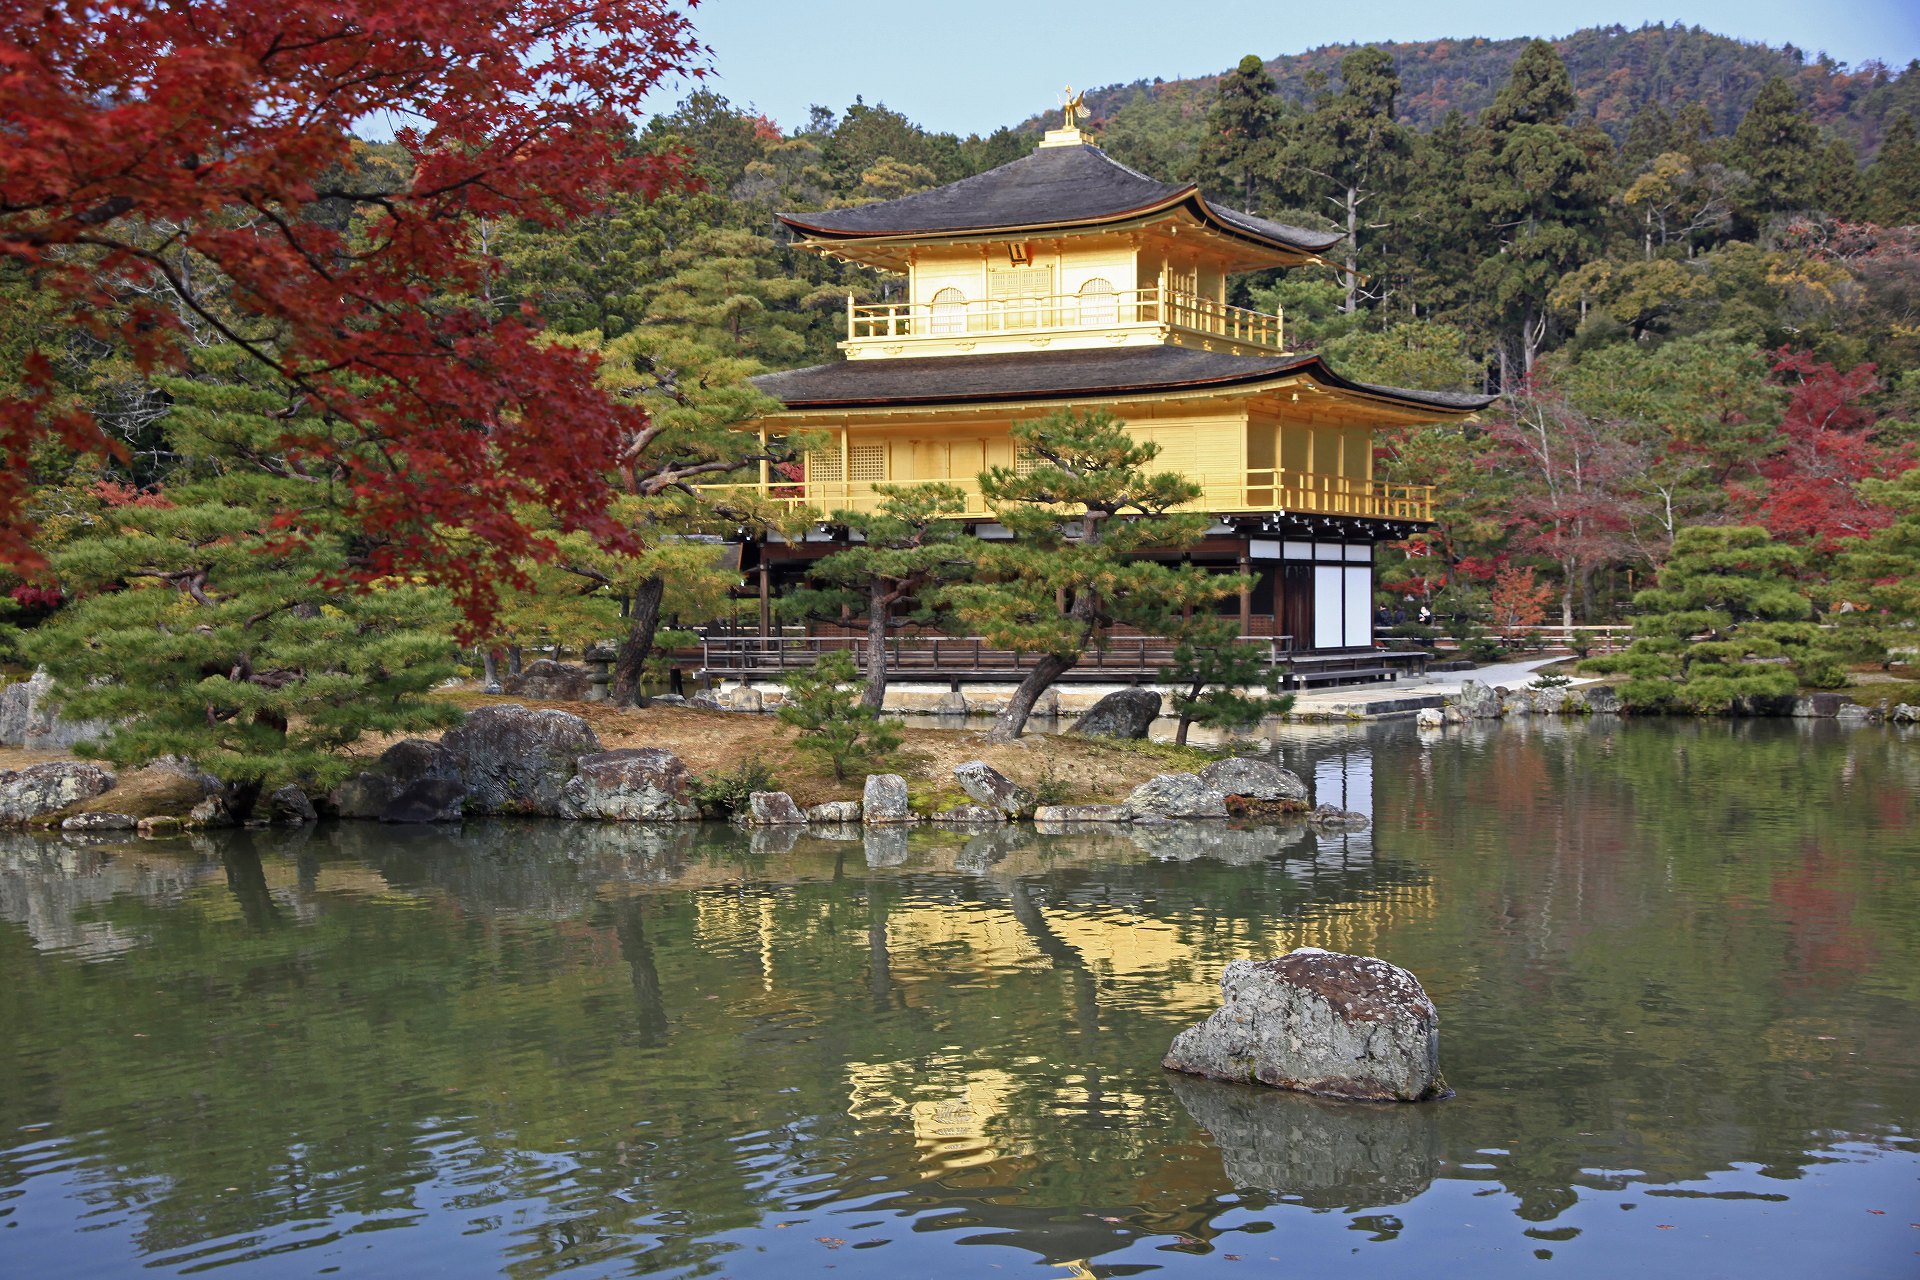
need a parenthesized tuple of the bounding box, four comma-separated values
(1047, 23, 1918, 159)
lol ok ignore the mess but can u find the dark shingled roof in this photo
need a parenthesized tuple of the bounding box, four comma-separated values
(750, 346, 1495, 415)
(779, 143, 1343, 257)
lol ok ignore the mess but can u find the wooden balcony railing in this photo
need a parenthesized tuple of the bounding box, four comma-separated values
(846, 286, 1284, 352)
(699, 470, 1434, 523)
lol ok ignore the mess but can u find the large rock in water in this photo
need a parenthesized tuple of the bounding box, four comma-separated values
(381, 778, 465, 824)
(1453, 680, 1503, 719)
(439, 704, 601, 817)
(564, 748, 700, 821)
(330, 738, 458, 819)
(1197, 757, 1308, 807)
(1124, 772, 1229, 822)
(1163, 948, 1445, 1103)
(1067, 688, 1162, 739)
(744, 791, 806, 826)
(0, 761, 116, 826)
(502, 659, 596, 701)
(953, 760, 1035, 817)
(862, 773, 913, 824)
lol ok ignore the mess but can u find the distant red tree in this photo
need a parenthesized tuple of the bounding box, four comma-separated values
(1735, 350, 1915, 553)
(0, 1, 703, 628)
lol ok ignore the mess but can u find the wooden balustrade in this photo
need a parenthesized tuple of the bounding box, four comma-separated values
(846, 286, 1285, 351)
(698, 471, 1433, 523)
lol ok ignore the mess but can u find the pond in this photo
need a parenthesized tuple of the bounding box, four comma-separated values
(2, 718, 1917, 1278)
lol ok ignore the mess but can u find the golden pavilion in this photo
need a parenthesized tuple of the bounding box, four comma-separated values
(713, 110, 1491, 672)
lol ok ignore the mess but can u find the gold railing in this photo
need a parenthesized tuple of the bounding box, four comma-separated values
(699, 471, 1432, 522)
(846, 287, 1284, 351)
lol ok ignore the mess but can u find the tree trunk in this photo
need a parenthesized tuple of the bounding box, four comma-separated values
(1175, 713, 1195, 746)
(1343, 185, 1360, 314)
(611, 574, 666, 707)
(986, 651, 1077, 743)
(861, 581, 890, 713)
(481, 648, 502, 693)
(507, 646, 522, 676)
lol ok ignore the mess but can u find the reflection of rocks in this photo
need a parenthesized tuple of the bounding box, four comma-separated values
(1164, 949, 1445, 1102)
(0, 834, 216, 958)
(1308, 805, 1370, 831)
(747, 824, 801, 856)
(863, 827, 911, 867)
(1168, 1074, 1439, 1208)
(1128, 822, 1308, 865)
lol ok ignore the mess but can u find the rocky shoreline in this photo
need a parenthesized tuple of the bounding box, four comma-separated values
(1426, 679, 1919, 726)
(0, 701, 1370, 837)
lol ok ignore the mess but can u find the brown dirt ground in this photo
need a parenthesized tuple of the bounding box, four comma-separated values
(421, 690, 1216, 810)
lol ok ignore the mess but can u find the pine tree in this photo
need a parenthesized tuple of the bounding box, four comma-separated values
(779, 483, 972, 711)
(1465, 40, 1610, 377)
(1281, 48, 1410, 312)
(1202, 55, 1288, 209)
(945, 410, 1225, 742)
(1158, 616, 1291, 746)
(776, 650, 903, 783)
(1863, 113, 1920, 227)
(1580, 526, 1843, 711)
(23, 362, 462, 816)
(1730, 77, 1822, 217)
(1831, 461, 1920, 668)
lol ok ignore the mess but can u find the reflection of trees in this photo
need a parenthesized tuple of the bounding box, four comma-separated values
(3, 718, 1917, 1274)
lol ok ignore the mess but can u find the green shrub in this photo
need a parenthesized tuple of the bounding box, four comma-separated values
(777, 650, 903, 782)
(695, 756, 778, 816)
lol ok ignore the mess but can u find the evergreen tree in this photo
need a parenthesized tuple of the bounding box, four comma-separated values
(1833, 463, 1920, 667)
(776, 649, 903, 783)
(1581, 526, 1843, 711)
(1281, 48, 1410, 312)
(1465, 40, 1610, 377)
(945, 410, 1225, 742)
(1730, 77, 1822, 216)
(1814, 137, 1865, 217)
(23, 363, 462, 816)
(1863, 113, 1920, 226)
(1158, 616, 1291, 746)
(779, 484, 972, 712)
(1202, 55, 1288, 209)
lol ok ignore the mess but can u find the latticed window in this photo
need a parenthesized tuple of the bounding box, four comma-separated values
(1077, 277, 1118, 326)
(929, 287, 967, 335)
(809, 441, 843, 482)
(849, 443, 888, 481)
(1013, 443, 1043, 475)
(989, 266, 1051, 329)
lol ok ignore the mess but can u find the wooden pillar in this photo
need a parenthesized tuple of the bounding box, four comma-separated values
(1238, 551, 1252, 636)
(757, 554, 771, 639)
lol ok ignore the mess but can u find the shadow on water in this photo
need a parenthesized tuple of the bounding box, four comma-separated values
(1, 718, 1917, 1277)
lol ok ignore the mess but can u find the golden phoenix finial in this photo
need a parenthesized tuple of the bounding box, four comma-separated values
(1059, 84, 1086, 129)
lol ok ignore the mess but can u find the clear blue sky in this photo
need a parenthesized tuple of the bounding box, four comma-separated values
(662, 0, 1920, 135)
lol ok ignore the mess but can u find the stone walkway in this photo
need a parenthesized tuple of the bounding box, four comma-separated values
(1286, 657, 1596, 720)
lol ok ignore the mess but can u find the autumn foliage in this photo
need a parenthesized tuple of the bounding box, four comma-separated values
(0, 0, 704, 625)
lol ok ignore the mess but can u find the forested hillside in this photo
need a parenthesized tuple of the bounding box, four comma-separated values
(1066, 23, 1920, 153)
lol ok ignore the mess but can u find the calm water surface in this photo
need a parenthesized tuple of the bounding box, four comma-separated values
(2, 718, 1917, 1278)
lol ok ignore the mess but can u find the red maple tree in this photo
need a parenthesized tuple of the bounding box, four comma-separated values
(1, 1, 704, 628)
(1736, 350, 1915, 553)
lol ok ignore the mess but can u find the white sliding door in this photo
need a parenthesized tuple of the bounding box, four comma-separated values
(1344, 566, 1372, 648)
(1314, 565, 1345, 649)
